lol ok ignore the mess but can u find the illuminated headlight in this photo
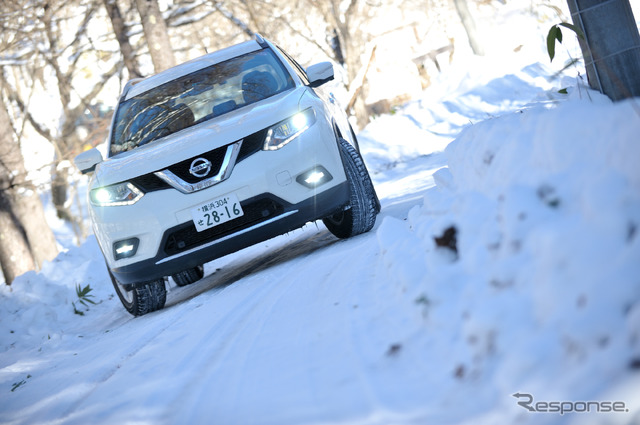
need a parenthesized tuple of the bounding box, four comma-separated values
(264, 108, 316, 151)
(90, 182, 143, 206)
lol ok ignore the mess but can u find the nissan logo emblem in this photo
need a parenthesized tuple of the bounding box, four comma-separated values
(189, 157, 212, 178)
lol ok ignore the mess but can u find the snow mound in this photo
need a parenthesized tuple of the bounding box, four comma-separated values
(374, 95, 640, 421)
(0, 236, 113, 351)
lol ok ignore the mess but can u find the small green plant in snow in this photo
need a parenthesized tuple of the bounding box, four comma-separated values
(72, 284, 96, 315)
(546, 22, 587, 94)
(546, 22, 585, 63)
(11, 375, 31, 392)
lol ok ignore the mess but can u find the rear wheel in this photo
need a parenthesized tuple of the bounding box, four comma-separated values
(171, 265, 204, 287)
(323, 138, 380, 238)
(109, 270, 167, 316)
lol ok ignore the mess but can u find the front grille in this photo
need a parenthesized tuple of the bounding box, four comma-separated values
(130, 174, 170, 192)
(237, 128, 268, 162)
(127, 127, 268, 194)
(163, 197, 284, 256)
(166, 145, 227, 184)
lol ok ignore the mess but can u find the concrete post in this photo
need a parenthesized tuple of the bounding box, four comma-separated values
(567, 0, 640, 100)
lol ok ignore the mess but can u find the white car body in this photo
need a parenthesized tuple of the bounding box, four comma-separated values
(75, 35, 378, 315)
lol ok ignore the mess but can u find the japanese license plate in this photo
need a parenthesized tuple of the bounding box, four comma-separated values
(191, 193, 244, 232)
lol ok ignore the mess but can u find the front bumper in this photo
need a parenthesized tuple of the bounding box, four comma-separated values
(109, 182, 349, 285)
(90, 114, 350, 284)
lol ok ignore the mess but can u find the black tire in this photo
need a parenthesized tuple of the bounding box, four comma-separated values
(109, 270, 167, 316)
(171, 265, 204, 287)
(323, 138, 380, 238)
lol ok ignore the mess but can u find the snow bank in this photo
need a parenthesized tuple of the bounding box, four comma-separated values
(374, 94, 640, 422)
(358, 56, 570, 174)
(0, 236, 113, 351)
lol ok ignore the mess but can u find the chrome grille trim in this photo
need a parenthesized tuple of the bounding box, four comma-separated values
(154, 140, 242, 194)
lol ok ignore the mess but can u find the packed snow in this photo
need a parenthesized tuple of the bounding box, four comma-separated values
(2, 7, 640, 425)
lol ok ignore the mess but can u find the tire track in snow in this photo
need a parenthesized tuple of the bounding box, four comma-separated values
(46, 269, 288, 425)
(56, 309, 186, 421)
(324, 239, 386, 415)
(168, 231, 380, 424)
(164, 266, 303, 424)
(164, 227, 338, 309)
(60, 229, 341, 425)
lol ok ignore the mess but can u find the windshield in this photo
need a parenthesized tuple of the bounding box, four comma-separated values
(110, 49, 295, 156)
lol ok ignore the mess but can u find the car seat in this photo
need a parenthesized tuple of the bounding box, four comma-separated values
(167, 104, 195, 133)
(212, 100, 237, 116)
(241, 71, 278, 104)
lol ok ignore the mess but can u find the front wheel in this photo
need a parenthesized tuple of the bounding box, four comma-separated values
(109, 270, 167, 316)
(172, 265, 204, 287)
(323, 138, 380, 238)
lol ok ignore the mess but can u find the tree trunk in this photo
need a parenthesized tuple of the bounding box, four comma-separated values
(103, 0, 143, 79)
(566, 0, 640, 100)
(0, 190, 35, 285)
(301, 0, 371, 129)
(134, 0, 176, 73)
(342, 38, 369, 129)
(13, 177, 59, 270)
(453, 0, 485, 56)
(332, 6, 370, 129)
(0, 99, 58, 284)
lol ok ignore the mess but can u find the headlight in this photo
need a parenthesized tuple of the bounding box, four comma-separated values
(264, 108, 316, 151)
(90, 182, 143, 206)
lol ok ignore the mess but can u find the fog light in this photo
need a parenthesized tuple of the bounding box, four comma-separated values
(305, 171, 325, 184)
(113, 238, 139, 260)
(296, 166, 332, 188)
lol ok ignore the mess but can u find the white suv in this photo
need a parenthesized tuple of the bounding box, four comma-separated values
(75, 35, 380, 316)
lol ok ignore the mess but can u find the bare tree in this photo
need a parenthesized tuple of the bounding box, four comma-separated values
(453, 0, 485, 56)
(0, 94, 58, 284)
(134, 0, 176, 72)
(0, 98, 36, 284)
(104, 0, 143, 79)
(302, 0, 373, 128)
(37, 2, 117, 234)
(1, 0, 120, 243)
(0, 1, 62, 284)
(210, 1, 255, 38)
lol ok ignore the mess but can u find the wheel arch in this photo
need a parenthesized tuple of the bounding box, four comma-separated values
(331, 119, 360, 153)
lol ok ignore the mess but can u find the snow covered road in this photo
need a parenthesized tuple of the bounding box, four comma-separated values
(2, 53, 640, 425)
(1, 152, 451, 425)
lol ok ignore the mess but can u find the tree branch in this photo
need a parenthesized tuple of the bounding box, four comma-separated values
(275, 17, 336, 61)
(211, 1, 254, 38)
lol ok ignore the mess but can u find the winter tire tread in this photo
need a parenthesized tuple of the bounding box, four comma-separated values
(109, 269, 167, 316)
(172, 265, 204, 287)
(323, 138, 380, 238)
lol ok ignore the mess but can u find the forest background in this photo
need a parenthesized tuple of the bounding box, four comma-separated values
(0, 0, 597, 283)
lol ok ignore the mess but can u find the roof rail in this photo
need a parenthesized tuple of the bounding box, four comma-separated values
(121, 77, 145, 100)
(255, 33, 267, 48)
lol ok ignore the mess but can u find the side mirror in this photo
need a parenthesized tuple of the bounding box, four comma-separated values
(74, 148, 103, 174)
(307, 62, 334, 87)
